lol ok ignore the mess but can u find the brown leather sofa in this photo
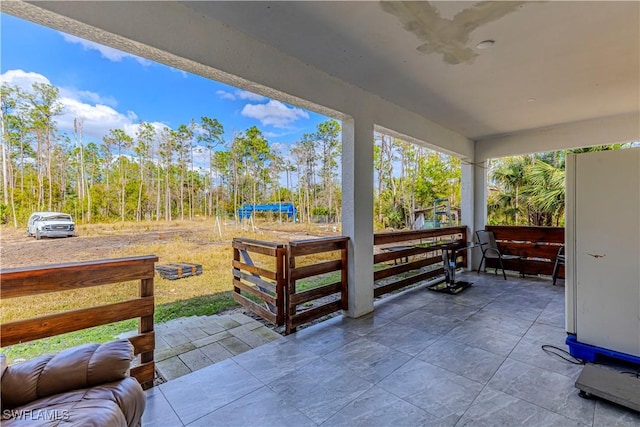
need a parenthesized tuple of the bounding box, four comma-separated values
(1, 340, 145, 426)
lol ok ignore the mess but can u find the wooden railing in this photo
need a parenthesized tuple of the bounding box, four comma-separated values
(373, 227, 467, 297)
(286, 237, 349, 334)
(232, 238, 286, 326)
(0, 255, 158, 388)
(485, 225, 564, 276)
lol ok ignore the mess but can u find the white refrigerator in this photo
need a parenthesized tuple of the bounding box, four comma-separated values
(565, 147, 640, 360)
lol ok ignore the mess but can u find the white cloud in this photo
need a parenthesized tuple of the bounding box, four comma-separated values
(236, 90, 266, 101)
(216, 89, 266, 102)
(61, 88, 118, 108)
(57, 98, 135, 140)
(1, 69, 164, 142)
(60, 33, 152, 66)
(2, 70, 117, 108)
(241, 100, 309, 128)
(0, 69, 49, 90)
(126, 110, 139, 122)
(169, 67, 188, 78)
(57, 100, 168, 143)
(216, 90, 236, 100)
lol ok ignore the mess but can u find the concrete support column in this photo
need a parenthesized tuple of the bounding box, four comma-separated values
(341, 116, 374, 318)
(471, 159, 489, 270)
(460, 159, 475, 269)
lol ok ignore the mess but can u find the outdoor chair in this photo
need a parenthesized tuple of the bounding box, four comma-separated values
(476, 230, 522, 280)
(551, 245, 565, 286)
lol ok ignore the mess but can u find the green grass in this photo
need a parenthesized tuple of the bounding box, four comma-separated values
(296, 272, 341, 292)
(2, 321, 137, 362)
(1, 219, 346, 363)
(3, 292, 239, 363)
(154, 292, 238, 323)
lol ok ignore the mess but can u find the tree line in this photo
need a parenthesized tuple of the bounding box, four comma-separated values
(0, 82, 345, 226)
(374, 133, 461, 229)
(7, 81, 625, 231)
(1, 81, 465, 229)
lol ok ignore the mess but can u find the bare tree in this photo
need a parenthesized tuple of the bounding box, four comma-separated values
(135, 122, 155, 221)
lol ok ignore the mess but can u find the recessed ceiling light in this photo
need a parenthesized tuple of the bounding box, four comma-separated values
(476, 40, 495, 50)
(527, 98, 536, 103)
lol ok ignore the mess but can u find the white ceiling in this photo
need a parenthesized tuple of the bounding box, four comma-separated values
(184, 1, 639, 140)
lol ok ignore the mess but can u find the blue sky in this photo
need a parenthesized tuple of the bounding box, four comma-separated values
(0, 14, 331, 161)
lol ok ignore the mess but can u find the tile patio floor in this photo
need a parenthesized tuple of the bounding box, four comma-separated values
(142, 272, 640, 426)
(147, 312, 282, 381)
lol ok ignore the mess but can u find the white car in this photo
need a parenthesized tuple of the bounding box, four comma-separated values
(27, 212, 76, 239)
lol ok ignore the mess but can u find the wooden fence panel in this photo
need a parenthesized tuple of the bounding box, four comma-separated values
(0, 297, 154, 346)
(286, 237, 349, 256)
(485, 226, 564, 277)
(485, 226, 564, 243)
(231, 238, 285, 326)
(1, 256, 157, 299)
(289, 300, 343, 328)
(289, 282, 342, 306)
(232, 260, 278, 281)
(0, 256, 158, 389)
(374, 255, 443, 281)
(289, 260, 343, 281)
(232, 238, 282, 256)
(374, 226, 466, 245)
(374, 268, 448, 298)
(286, 237, 349, 334)
(373, 227, 468, 297)
(233, 270, 277, 293)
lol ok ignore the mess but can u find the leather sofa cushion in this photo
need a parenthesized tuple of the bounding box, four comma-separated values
(1, 340, 134, 410)
(1, 377, 145, 427)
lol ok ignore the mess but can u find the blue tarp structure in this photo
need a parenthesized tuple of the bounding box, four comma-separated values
(238, 203, 297, 220)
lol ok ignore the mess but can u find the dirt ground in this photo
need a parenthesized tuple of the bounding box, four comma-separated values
(2, 228, 176, 268)
(0, 221, 332, 269)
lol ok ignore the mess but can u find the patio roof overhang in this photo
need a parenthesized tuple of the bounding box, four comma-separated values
(5, 0, 639, 317)
(7, 1, 639, 155)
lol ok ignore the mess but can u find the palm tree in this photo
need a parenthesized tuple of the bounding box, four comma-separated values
(522, 159, 565, 226)
(487, 189, 519, 225)
(490, 156, 529, 224)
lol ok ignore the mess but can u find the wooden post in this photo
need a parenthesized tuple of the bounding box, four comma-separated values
(340, 241, 348, 310)
(276, 246, 285, 326)
(139, 276, 154, 389)
(285, 245, 296, 335)
(233, 246, 241, 296)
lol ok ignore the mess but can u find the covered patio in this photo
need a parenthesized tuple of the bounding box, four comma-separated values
(3, 2, 639, 425)
(6, 0, 639, 317)
(142, 272, 637, 426)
